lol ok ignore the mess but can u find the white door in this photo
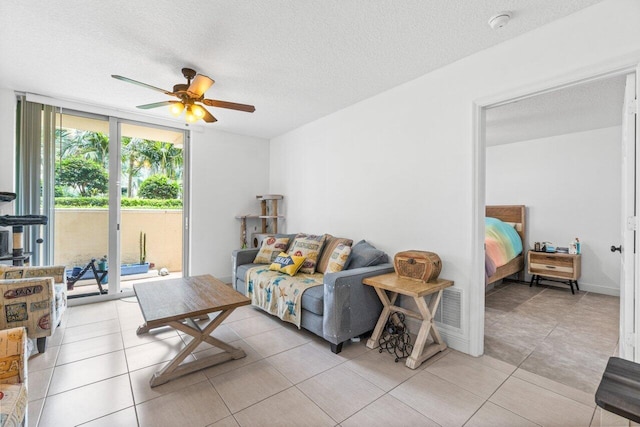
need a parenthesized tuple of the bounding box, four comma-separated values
(620, 71, 638, 361)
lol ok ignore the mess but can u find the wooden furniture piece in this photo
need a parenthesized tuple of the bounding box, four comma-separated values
(596, 357, 640, 424)
(528, 251, 581, 294)
(363, 273, 453, 369)
(235, 194, 285, 248)
(486, 205, 526, 284)
(134, 274, 250, 387)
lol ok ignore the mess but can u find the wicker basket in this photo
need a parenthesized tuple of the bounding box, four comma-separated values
(394, 250, 442, 282)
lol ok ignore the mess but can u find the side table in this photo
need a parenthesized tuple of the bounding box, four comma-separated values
(528, 251, 581, 294)
(363, 273, 453, 369)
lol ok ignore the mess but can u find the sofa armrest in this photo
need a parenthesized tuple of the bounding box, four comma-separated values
(0, 327, 27, 381)
(231, 248, 259, 288)
(322, 263, 395, 345)
(23, 265, 66, 283)
(0, 265, 66, 283)
(0, 277, 57, 339)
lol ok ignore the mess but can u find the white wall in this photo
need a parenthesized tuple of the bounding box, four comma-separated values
(487, 126, 622, 295)
(270, 1, 640, 353)
(189, 128, 269, 281)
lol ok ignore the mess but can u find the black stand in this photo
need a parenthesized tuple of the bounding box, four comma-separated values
(530, 274, 579, 294)
(66, 258, 108, 298)
(0, 213, 48, 266)
(378, 312, 413, 362)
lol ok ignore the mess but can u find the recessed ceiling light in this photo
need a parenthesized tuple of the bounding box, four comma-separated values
(488, 11, 512, 30)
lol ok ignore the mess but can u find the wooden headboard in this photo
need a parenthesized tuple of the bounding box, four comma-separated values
(486, 205, 526, 246)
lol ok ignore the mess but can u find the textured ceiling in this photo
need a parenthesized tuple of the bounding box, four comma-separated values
(486, 75, 626, 146)
(0, 0, 603, 139)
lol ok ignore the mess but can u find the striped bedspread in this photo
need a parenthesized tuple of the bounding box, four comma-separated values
(485, 217, 523, 279)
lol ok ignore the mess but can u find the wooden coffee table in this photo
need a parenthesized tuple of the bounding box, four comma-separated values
(134, 274, 250, 387)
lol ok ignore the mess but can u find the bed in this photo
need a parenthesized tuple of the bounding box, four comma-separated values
(485, 205, 526, 285)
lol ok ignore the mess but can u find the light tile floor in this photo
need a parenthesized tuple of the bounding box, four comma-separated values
(485, 281, 619, 394)
(28, 292, 612, 426)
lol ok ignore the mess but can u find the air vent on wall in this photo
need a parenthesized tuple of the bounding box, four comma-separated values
(433, 287, 462, 329)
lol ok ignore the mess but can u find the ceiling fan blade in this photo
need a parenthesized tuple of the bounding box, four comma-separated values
(202, 99, 255, 113)
(136, 101, 175, 109)
(187, 75, 214, 98)
(112, 75, 173, 95)
(201, 106, 217, 123)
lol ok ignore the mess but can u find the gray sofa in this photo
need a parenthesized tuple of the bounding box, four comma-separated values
(232, 238, 394, 353)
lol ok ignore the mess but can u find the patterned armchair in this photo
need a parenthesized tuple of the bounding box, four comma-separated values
(0, 265, 67, 353)
(0, 327, 28, 427)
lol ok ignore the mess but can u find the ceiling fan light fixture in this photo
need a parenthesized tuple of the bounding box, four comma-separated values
(169, 102, 185, 117)
(191, 104, 206, 119)
(112, 67, 255, 125)
(184, 105, 198, 123)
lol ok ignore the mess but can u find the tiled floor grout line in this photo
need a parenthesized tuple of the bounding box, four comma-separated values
(117, 311, 142, 427)
(33, 294, 616, 427)
(484, 282, 618, 427)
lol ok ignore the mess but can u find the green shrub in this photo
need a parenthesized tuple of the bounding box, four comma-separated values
(57, 156, 108, 196)
(139, 175, 180, 199)
(55, 197, 182, 209)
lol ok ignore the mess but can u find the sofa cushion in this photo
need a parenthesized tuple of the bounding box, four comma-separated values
(254, 236, 290, 264)
(346, 240, 388, 269)
(316, 236, 353, 274)
(288, 233, 327, 274)
(325, 244, 352, 273)
(301, 285, 324, 316)
(269, 252, 306, 276)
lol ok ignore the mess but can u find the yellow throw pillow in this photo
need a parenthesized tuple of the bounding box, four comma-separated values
(269, 252, 306, 276)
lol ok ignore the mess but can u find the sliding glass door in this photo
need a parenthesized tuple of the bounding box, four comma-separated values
(53, 112, 110, 298)
(117, 121, 186, 293)
(46, 109, 188, 300)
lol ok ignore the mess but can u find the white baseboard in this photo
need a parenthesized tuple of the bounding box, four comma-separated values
(574, 282, 619, 296)
(404, 316, 469, 354)
(538, 281, 620, 296)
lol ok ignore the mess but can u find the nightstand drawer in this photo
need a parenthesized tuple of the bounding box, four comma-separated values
(528, 253, 573, 267)
(529, 262, 574, 275)
(527, 251, 581, 281)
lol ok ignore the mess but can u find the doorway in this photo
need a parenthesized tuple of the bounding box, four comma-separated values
(48, 110, 189, 300)
(470, 65, 640, 364)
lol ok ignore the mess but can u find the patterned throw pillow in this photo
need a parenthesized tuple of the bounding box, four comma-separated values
(254, 236, 290, 264)
(325, 244, 352, 273)
(316, 236, 353, 274)
(287, 233, 327, 274)
(269, 252, 306, 276)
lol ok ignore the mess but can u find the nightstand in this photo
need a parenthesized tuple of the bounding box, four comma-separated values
(528, 251, 581, 294)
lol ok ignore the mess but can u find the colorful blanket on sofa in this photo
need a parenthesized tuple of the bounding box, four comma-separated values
(485, 217, 523, 280)
(245, 266, 323, 328)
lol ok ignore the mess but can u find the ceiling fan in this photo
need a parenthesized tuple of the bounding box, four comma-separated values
(111, 67, 255, 123)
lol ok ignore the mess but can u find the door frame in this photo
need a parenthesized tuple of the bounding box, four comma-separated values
(469, 56, 640, 357)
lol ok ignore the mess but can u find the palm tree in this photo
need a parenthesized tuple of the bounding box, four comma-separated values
(146, 140, 183, 180)
(121, 137, 151, 198)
